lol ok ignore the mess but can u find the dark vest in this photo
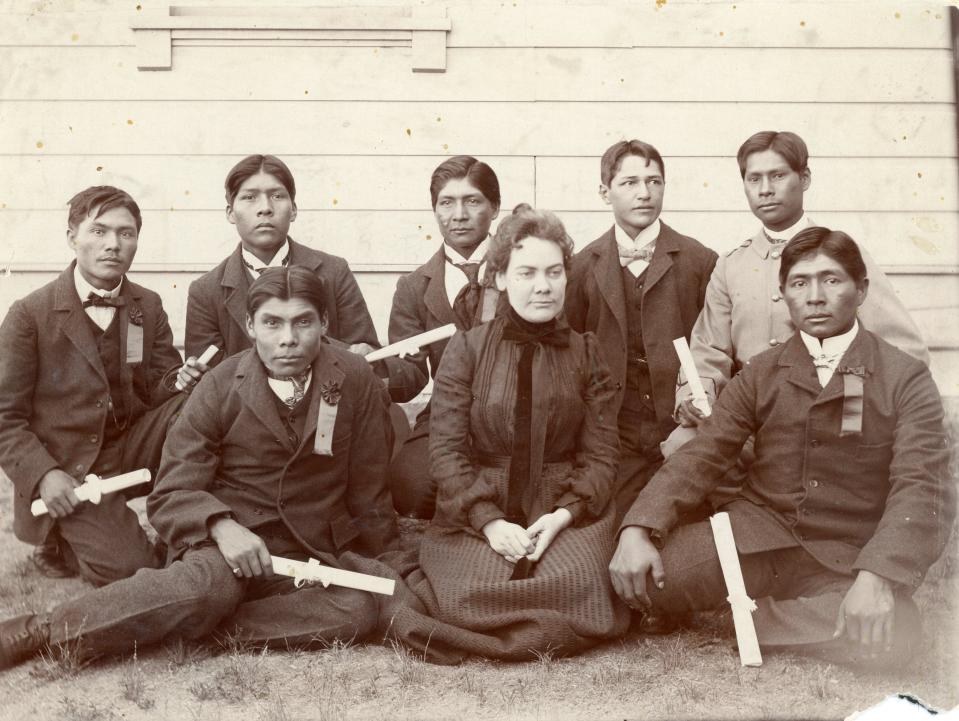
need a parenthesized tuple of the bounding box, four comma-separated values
(84, 312, 128, 446)
(621, 266, 655, 413)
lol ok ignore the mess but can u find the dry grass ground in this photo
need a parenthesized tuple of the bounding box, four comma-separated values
(0, 495, 955, 721)
(1, 401, 957, 720)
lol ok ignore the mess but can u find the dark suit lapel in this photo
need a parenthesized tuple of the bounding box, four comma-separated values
(778, 334, 826, 397)
(222, 245, 251, 338)
(300, 345, 346, 454)
(53, 265, 106, 383)
(288, 237, 324, 272)
(117, 278, 143, 412)
(235, 351, 296, 454)
(592, 230, 628, 341)
(641, 223, 678, 297)
(422, 248, 458, 327)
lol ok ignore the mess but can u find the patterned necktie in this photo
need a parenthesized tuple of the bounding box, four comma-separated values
(811, 352, 840, 370)
(82, 293, 125, 309)
(617, 244, 655, 266)
(242, 251, 290, 276)
(449, 259, 482, 329)
(272, 371, 311, 408)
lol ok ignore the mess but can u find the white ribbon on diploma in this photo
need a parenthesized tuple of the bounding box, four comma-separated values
(672, 336, 711, 418)
(364, 324, 457, 363)
(270, 555, 395, 596)
(31, 468, 152, 516)
(709, 512, 762, 667)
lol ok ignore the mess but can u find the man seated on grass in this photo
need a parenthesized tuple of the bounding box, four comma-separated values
(609, 227, 954, 668)
(0, 266, 398, 670)
(0, 186, 199, 585)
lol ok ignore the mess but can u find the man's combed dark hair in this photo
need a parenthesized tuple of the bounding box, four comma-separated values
(247, 265, 328, 319)
(779, 227, 868, 288)
(225, 154, 297, 205)
(600, 140, 665, 186)
(67, 186, 142, 232)
(486, 203, 574, 274)
(429, 155, 501, 209)
(736, 131, 809, 179)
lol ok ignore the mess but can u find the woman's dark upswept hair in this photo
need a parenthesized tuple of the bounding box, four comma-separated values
(486, 203, 574, 274)
(779, 227, 868, 288)
(247, 265, 328, 319)
(225, 154, 297, 205)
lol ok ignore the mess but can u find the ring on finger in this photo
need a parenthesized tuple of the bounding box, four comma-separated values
(232, 567, 242, 575)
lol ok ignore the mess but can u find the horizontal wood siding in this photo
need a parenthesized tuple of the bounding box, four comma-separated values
(0, 0, 956, 394)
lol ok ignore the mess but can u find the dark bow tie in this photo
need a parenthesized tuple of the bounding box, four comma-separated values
(82, 293, 125, 309)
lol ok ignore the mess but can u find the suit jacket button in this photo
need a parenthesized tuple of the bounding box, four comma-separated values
(279, 500, 287, 509)
(810, 479, 820, 487)
(90, 434, 98, 443)
(75, 464, 83, 472)
(810, 439, 820, 447)
(96, 400, 103, 408)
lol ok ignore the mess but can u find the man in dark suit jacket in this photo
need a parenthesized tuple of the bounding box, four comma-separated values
(609, 228, 954, 668)
(387, 156, 504, 518)
(0, 186, 190, 585)
(0, 267, 399, 670)
(565, 140, 717, 521)
(185, 155, 382, 361)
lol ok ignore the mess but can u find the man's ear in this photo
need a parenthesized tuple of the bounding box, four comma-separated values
(320, 310, 329, 337)
(490, 203, 500, 221)
(598, 184, 611, 206)
(246, 313, 256, 339)
(290, 202, 298, 224)
(494, 271, 507, 291)
(800, 166, 812, 192)
(66, 226, 77, 250)
(856, 277, 870, 308)
(226, 205, 237, 226)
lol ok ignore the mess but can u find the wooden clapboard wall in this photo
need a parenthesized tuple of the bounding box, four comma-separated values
(0, 0, 956, 395)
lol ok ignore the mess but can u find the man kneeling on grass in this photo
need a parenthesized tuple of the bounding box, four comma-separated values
(609, 227, 954, 668)
(0, 266, 398, 670)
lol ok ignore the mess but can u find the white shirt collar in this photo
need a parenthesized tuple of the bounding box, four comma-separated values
(74, 264, 121, 301)
(800, 320, 860, 388)
(763, 213, 811, 243)
(614, 218, 661, 251)
(241, 238, 291, 278)
(443, 236, 489, 265)
(266, 368, 312, 403)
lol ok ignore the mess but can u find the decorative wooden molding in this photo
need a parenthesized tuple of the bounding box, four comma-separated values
(130, 5, 450, 72)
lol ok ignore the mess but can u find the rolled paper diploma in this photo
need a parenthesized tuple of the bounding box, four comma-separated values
(271, 556, 395, 596)
(176, 345, 220, 391)
(709, 512, 762, 667)
(31, 468, 152, 516)
(672, 336, 711, 418)
(364, 324, 457, 363)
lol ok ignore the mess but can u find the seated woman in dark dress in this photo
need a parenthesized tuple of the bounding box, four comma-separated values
(383, 205, 628, 663)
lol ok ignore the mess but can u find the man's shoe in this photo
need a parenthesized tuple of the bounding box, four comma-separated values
(0, 614, 49, 670)
(30, 538, 76, 579)
(631, 610, 681, 635)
